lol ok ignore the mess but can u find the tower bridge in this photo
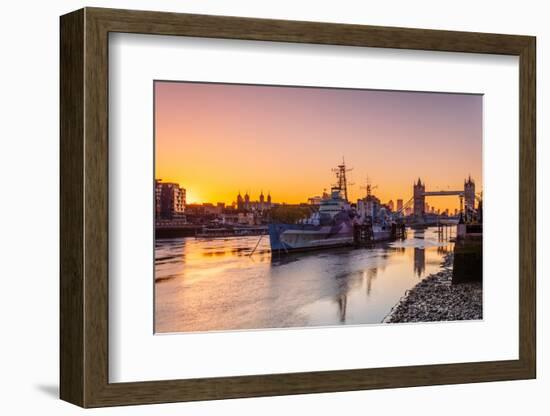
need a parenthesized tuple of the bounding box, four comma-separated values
(412, 176, 476, 222)
(422, 190, 464, 197)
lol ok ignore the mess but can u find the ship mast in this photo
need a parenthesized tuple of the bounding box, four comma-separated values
(332, 157, 354, 202)
(360, 176, 378, 199)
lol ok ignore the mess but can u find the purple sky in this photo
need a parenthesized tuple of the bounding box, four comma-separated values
(156, 81, 482, 209)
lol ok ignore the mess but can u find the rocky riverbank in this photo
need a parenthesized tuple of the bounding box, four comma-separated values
(383, 253, 482, 323)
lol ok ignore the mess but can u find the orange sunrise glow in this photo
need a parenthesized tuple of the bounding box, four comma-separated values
(155, 81, 482, 211)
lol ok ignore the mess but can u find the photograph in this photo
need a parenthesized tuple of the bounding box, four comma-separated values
(50, 4, 538, 410)
(153, 81, 483, 334)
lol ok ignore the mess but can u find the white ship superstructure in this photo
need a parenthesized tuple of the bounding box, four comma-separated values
(269, 161, 398, 253)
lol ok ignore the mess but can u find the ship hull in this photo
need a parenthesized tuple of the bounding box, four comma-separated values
(268, 223, 394, 252)
(268, 223, 352, 252)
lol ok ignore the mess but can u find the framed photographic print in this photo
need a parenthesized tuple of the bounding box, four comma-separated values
(60, 7, 536, 408)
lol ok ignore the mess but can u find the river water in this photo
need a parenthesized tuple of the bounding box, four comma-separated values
(155, 227, 454, 333)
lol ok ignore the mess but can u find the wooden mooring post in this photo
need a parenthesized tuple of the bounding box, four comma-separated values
(353, 223, 373, 246)
(436, 222, 452, 241)
(392, 222, 406, 240)
(354, 222, 406, 246)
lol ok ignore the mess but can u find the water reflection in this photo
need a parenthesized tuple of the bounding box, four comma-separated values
(155, 227, 454, 333)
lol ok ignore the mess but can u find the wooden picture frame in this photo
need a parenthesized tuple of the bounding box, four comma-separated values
(60, 7, 536, 408)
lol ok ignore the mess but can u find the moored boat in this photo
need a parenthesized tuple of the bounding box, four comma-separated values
(268, 162, 397, 253)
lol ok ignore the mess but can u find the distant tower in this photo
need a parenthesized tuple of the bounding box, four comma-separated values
(259, 190, 265, 210)
(464, 176, 476, 212)
(244, 192, 250, 210)
(267, 192, 272, 208)
(413, 178, 425, 220)
(388, 200, 394, 212)
(396, 199, 403, 212)
(237, 191, 244, 211)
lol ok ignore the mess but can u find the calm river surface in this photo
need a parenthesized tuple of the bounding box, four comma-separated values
(155, 227, 454, 333)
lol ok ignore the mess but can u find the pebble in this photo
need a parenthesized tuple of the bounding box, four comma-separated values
(383, 253, 482, 323)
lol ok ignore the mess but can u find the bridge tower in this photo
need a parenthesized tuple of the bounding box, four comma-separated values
(464, 175, 476, 212)
(413, 178, 425, 221)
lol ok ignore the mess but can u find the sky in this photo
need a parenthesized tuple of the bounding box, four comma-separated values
(155, 81, 482, 211)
